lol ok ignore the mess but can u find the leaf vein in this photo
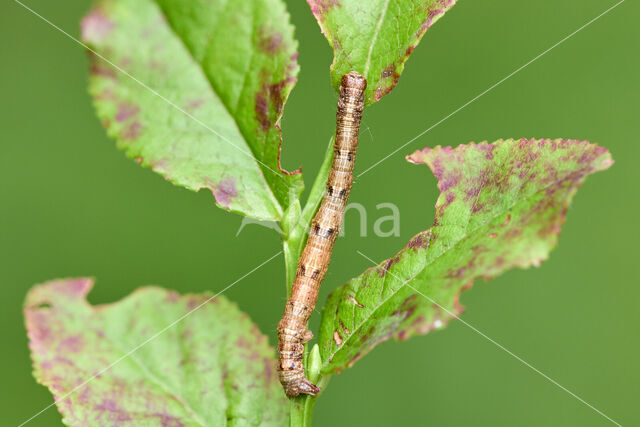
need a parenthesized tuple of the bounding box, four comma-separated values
(363, 0, 391, 77)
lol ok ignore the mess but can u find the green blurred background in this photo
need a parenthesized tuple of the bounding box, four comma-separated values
(2, 0, 638, 425)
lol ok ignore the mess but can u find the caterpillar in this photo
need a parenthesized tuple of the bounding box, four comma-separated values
(277, 71, 366, 397)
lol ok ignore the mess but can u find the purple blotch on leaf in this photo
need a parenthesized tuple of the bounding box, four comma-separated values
(116, 103, 139, 122)
(307, 0, 340, 19)
(81, 8, 114, 43)
(258, 27, 284, 54)
(211, 178, 238, 207)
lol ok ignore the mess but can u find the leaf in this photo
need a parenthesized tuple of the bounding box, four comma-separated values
(307, 0, 457, 105)
(82, 0, 303, 221)
(318, 138, 612, 374)
(24, 278, 288, 426)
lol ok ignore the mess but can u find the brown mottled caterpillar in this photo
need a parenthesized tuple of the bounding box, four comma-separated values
(277, 72, 366, 397)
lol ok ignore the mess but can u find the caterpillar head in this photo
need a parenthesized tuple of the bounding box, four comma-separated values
(342, 71, 367, 91)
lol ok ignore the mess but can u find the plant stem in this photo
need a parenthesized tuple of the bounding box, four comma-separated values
(288, 345, 329, 427)
(289, 388, 318, 426)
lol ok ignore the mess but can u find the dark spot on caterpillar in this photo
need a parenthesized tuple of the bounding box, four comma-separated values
(347, 152, 353, 161)
(314, 224, 321, 235)
(338, 189, 346, 199)
(328, 186, 334, 196)
(326, 228, 335, 237)
(300, 265, 306, 275)
(312, 269, 320, 279)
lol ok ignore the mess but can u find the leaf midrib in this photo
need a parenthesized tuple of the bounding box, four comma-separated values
(363, 0, 391, 77)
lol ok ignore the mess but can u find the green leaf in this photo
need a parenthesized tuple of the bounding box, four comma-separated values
(318, 138, 612, 374)
(24, 278, 288, 426)
(307, 0, 457, 105)
(82, 0, 303, 221)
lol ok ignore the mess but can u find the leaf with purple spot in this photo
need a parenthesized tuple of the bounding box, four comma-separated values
(83, 0, 303, 221)
(25, 278, 288, 426)
(307, 0, 457, 104)
(318, 138, 612, 374)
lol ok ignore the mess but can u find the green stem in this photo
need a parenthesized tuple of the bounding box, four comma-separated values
(282, 200, 302, 296)
(289, 345, 330, 427)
